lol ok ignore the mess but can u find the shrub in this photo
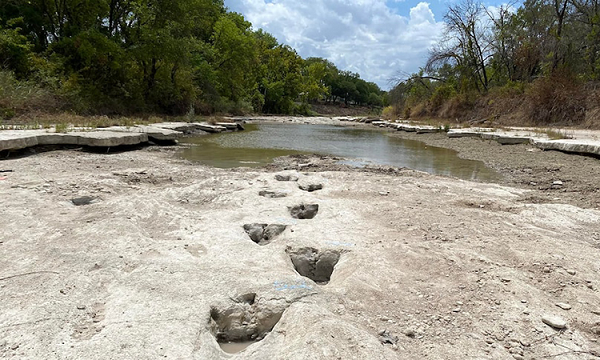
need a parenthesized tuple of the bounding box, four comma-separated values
(439, 92, 475, 119)
(403, 106, 412, 119)
(0, 70, 59, 119)
(524, 71, 586, 125)
(382, 106, 395, 119)
(430, 84, 455, 110)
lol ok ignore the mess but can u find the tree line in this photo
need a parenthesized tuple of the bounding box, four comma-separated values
(0, 0, 384, 118)
(389, 0, 600, 126)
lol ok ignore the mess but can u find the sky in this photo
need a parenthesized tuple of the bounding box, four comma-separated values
(222, 0, 464, 90)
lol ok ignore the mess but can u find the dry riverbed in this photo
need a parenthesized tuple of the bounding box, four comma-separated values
(384, 130, 600, 210)
(1, 138, 600, 359)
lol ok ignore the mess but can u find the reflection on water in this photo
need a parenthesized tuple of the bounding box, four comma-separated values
(180, 123, 500, 181)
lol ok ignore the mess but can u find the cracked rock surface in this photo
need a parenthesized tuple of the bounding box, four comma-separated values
(1, 149, 600, 359)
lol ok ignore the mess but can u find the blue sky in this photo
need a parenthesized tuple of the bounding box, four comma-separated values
(224, 0, 508, 90)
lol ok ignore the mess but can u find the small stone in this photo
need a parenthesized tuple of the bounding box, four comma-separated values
(521, 300, 528, 304)
(452, 308, 461, 313)
(501, 278, 511, 283)
(513, 355, 525, 360)
(543, 267, 551, 273)
(542, 315, 567, 329)
(566, 269, 576, 275)
(523, 310, 530, 315)
(77, 305, 86, 310)
(553, 180, 563, 186)
(556, 303, 572, 310)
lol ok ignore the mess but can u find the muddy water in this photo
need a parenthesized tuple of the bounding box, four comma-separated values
(219, 341, 257, 353)
(180, 123, 500, 181)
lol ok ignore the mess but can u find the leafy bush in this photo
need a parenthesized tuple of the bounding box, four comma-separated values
(430, 84, 455, 110)
(382, 106, 395, 119)
(0, 70, 58, 119)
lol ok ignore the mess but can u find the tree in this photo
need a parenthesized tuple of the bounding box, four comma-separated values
(427, 0, 492, 92)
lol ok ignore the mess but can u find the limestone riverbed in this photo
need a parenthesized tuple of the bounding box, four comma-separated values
(1, 145, 600, 359)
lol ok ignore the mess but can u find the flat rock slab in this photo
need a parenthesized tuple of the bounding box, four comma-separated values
(446, 128, 600, 156)
(392, 124, 441, 133)
(534, 139, 600, 157)
(96, 125, 181, 141)
(74, 131, 147, 147)
(480, 133, 532, 145)
(193, 123, 227, 133)
(447, 130, 485, 139)
(0, 130, 43, 151)
(151, 122, 199, 133)
(0, 130, 148, 151)
(542, 315, 567, 329)
(215, 122, 243, 131)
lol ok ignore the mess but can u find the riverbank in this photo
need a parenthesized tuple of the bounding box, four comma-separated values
(1, 147, 599, 359)
(234, 116, 600, 209)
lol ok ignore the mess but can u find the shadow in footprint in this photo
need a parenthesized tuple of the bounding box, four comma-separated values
(298, 183, 323, 192)
(209, 293, 286, 354)
(243, 224, 287, 245)
(259, 190, 288, 198)
(287, 247, 341, 285)
(289, 204, 319, 219)
(71, 196, 96, 206)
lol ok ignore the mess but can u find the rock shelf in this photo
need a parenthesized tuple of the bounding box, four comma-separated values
(0, 121, 243, 152)
(350, 118, 600, 157)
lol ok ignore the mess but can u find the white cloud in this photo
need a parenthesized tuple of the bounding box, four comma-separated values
(225, 0, 444, 89)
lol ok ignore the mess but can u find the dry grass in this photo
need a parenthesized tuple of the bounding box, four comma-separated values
(524, 72, 586, 126)
(205, 116, 230, 125)
(0, 113, 221, 130)
(542, 128, 574, 140)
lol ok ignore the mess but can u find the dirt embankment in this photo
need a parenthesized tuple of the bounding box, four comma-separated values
(1, 144, 599, 359)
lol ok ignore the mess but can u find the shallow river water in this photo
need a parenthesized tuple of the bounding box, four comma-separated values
(180, 123, 499, 181)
